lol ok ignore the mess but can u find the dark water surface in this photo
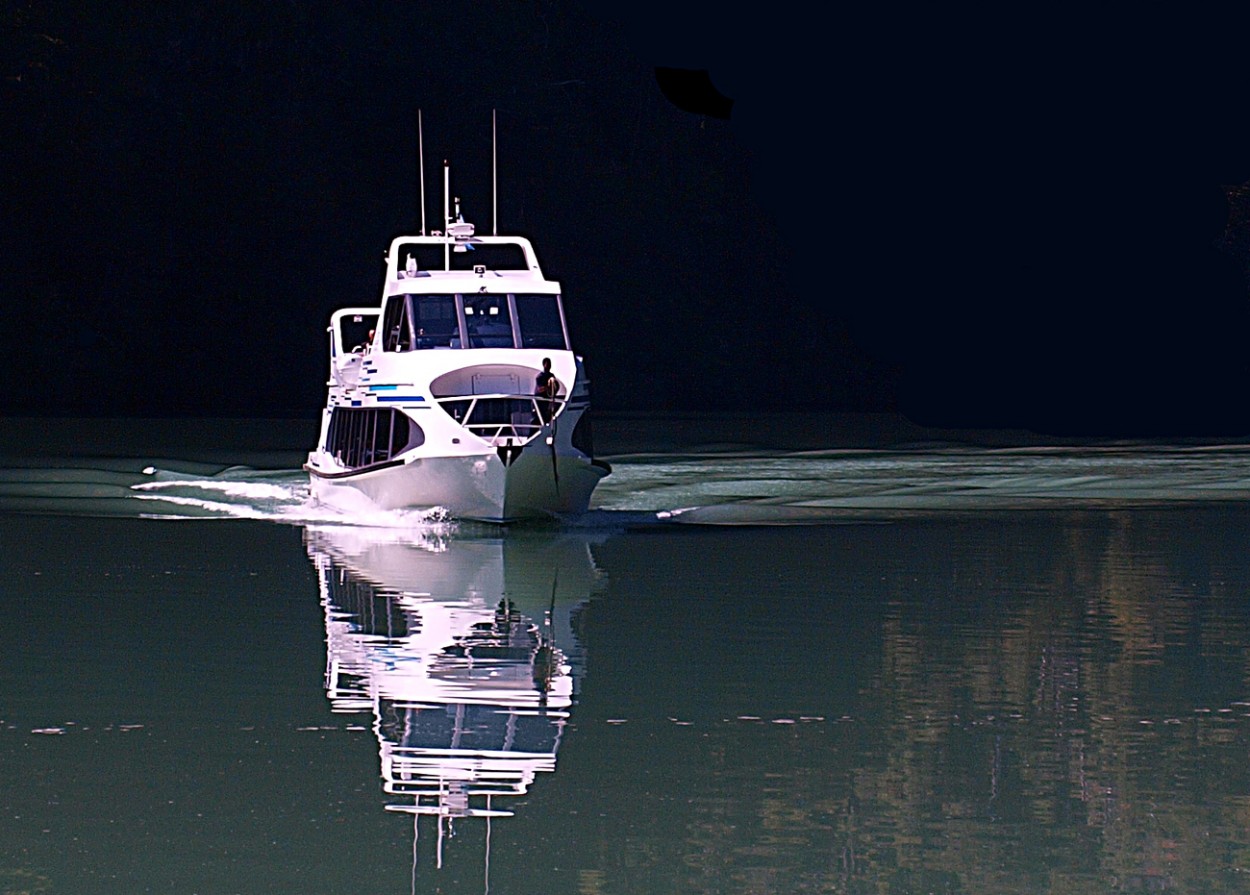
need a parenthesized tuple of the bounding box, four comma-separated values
(4, 417, 1250, 893)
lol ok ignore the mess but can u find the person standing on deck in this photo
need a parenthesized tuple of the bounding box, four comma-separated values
(535, 357, 558, 424)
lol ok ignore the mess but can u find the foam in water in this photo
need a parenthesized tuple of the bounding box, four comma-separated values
(130, 471, 457, 528)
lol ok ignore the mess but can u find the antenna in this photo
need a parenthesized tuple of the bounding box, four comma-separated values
(417, 110, 427, 235)
(492, 109, 498, 236)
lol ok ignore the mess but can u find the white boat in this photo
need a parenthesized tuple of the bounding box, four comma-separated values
(304, 155, 611, 522)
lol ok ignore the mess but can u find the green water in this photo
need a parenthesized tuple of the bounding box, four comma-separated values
(3, 504, 1250, 893)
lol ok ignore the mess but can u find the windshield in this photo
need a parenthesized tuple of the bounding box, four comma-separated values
(514, 293, 567, 349)
(412, 295, 457, 349)
(380, 292, 568, 350)
(463, 294, 514, 348)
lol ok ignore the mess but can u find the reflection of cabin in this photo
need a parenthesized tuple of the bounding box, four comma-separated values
(320, 569, 412, 713)
(432, 598, 564, 695)
(377, 697, 566, 818)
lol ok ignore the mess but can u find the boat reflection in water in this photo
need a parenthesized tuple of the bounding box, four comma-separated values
(303, 524, 604, 871)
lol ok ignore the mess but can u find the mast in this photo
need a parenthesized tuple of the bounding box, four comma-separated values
(492, 109, 498, 237)
(443, 160, 450, 271)
(418, 109, 427, 236)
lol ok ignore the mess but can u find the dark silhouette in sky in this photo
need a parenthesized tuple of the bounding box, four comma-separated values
(6, 3, 1250, 436)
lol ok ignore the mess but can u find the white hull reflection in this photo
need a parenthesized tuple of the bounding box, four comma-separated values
(305, 525, 604, 843)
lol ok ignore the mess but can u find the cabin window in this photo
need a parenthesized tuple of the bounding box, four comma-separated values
(382, 295, 413, 352)
(379, 292, 567, 351)
(514, 294, 568, 349)
(326, 407, 424, 468)
(338, 313, 378, 354)
(463, 294, 515, 348)
(412, 294, 458, 349)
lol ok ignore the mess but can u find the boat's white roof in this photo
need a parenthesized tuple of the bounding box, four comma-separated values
(384, 271, 559, 296)
(387, 233, 546, 273)
(383, 233, 560, 293)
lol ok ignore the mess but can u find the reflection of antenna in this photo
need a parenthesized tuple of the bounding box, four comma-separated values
(410, 811, 418, 895)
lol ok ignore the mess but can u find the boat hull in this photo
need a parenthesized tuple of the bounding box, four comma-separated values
(306, 442, 608, 523)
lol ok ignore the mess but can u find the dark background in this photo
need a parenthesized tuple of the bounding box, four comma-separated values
(6, 3, 1250, 436)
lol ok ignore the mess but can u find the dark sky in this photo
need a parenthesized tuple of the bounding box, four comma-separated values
(7, 3, 1250, 436)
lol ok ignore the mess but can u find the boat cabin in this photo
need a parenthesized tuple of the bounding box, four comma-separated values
(367, 234, 569, 353)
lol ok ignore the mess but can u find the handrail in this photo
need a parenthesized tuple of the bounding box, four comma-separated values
(433, 391, 567, 408)
(433, 392, 566, 446)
